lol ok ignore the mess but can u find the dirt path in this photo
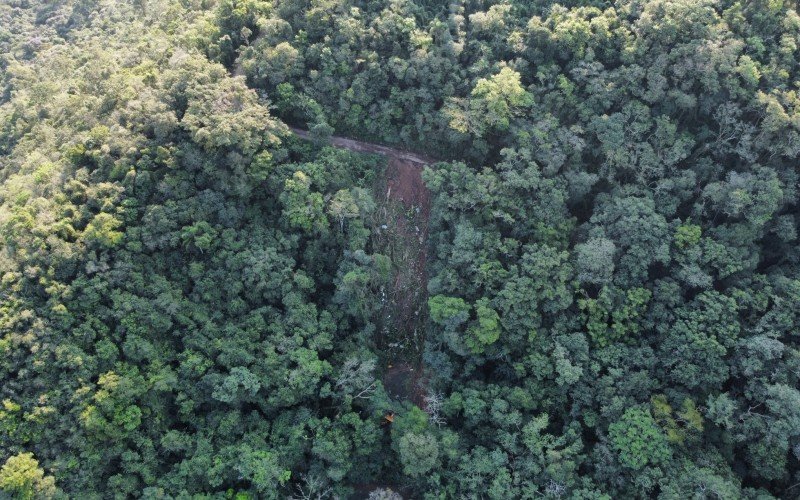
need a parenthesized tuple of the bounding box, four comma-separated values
(289, 127, 435, 166)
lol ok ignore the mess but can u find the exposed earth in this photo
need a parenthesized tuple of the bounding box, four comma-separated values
(289, 127, 434, 165)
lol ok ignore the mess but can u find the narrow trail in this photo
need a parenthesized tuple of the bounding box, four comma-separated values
(289, 127, 433, 407)
(289, 127, 434, 165)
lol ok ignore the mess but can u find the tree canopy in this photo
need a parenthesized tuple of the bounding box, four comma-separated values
(2, 0, 800, 498)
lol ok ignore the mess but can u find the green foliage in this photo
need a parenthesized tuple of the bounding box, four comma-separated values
(579, 286, 652, 347)
(471, 68, 533, 127)
(0, 453, 56, 499)
(608, 407, 672, 470)
(650, 394, 703, 444)
(447, 67, 534, 136)
(674, 223, 702, 249)
(397, 432, 440, 477)
(466, 299, 501, 354)
(3, 0, 800, 497)
(181, 221, 218, 252)
(281, 171, 327, 232)
(428, 295, 470, 328)
(83, 213, 124, 249)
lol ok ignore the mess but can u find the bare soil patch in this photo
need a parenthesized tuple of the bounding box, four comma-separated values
(373, 157, 430, 375)
(383, 362, 427, 407)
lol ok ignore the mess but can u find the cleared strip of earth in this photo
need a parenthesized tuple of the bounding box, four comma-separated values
(288, 127, 434, 166)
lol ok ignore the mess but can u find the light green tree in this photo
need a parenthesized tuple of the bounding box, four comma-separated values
(608, 407, 671, 470)
(0, 453, 56, 499)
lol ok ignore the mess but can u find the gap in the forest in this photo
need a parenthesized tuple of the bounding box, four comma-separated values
(370, 155, 431, 408)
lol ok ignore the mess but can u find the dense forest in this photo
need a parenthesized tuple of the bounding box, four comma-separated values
(1, 0, 800, 498)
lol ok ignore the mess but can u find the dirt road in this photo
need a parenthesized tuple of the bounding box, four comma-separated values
(289, 127, 434, 166)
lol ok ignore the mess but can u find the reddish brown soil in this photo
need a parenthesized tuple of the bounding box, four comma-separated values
(383, 362, 428, 408)
(385, 156, 431, 222)
(380, 157, 431, 377)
